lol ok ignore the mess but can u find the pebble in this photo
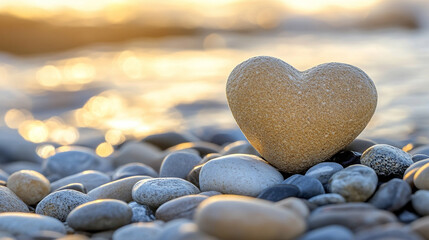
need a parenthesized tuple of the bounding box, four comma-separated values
(50, 170, 110, 192)
(67, 199, 132, 231)
(414, 163, 429, 190)
(283, 174, 325, 199)
(195, 195, 306, 240)
(368, 178, 411, 211)
(6, 170, 50, 205)
(113, 222, 161, 240)
(328, 150, 361, 168)
(159, 152, 201, 179)
(200, 153, 221, 164)
(256, 184, 300, 202)
(111, 141, 164, 171)
(412, 154, 429, 162)
(0, 169, 8, 181)
(132, 178, 200, 208)
(158, 221, 216, 240)
(156, 219, 192, 240)
(155, 195, 208, 222)
(305, 162, 343, 189)
(360, 144, 413, 178)
(112, 163, 158, 180)
(42, 148, 112, 179)
(308, 193, 346, 206)
(344, 138, 376, 153)
(142, 131, 199, 150)
(0, 186, 29, 213)
(55, 183, 86, 193)
(298, 225, 354, 240)
(328, 164, 378, 202)
(186, 163, 204, 188)
(0, 212, 66, 235)
(410, 145, 429, 156)
(274, 197, 310, 218)
(220, 141, 260, 156)
(226, 56, 377, 173)
(412, 190, 429, 216)
(398, 210, 419, 223)
(35, 190, 92, 221)
(128, 202, 155, 222)
(199, 154, 283, 196)
(166, 142, 221, 157)
(88, 176, 151, 202)
(403, 159, 429, 187)
(410, 216, 429, 239)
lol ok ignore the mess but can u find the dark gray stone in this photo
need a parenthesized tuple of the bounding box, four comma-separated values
(410, 145, 429, 156)
(283, 174, 324, 199)
(308, 193, 346, 206)
(113, 162, 158, 180)
(155, 195, 208, 221)
(344, 138, 376, 153)
(142, 131, 199, 150)
(329, 151, 361, 168)
(160, 152, 201, 179)
(299, 225, 353, 240)
(186, 164, 204, 188)
(369, 178, 411, 211)
(412, 154, 429, 163)
(305, 162, 343, 190)
(257, 184, 300, 202)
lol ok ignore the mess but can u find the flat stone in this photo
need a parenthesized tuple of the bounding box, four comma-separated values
(166, 142, 221, 157)
(274, 197, 310, 218)
(305, 162, 343, 190)
(0, 186, 29, 213)
(42, 147, 112, 179)
(112, 163, 158, 180)
(50, 170, 110, 192)
(111, 141, 164, 171)
(113, 222, 161, 240)
(7, 170, 50, 205)
(412, 190, 429, 216)
(55, 183, 86, 193)
(88, 176, 151, 202)
(283, 174, 325, 199)
(368, 178, 411, 211)
(226, 56, 377, 172)
(299, 225, 354, 240)
(414, 163, 429, 190)
(329, 150, 361, 168)
(132, 178, 200, 208)
(412, 154, 429, 162)
(403, 159, 429, 188)
(128, 202, 155, 223)
(159, 152, 201, 179)
(257, 184, 300, 202)
(155, 195, 208, 222)
(35, 190, 92, 221)
(195, 195, 306, 240)
(199, 154, 283, 196)
(220, 141, 260, 156)
(328, 164, 378, 202)
(344, 138, 377, 153)
(0, 212, 65, 235)
(67, 199, 132, 231)
(410, 216, 429, 239)
(308, 193, 346, 206)
(361, 144, 413, 178)
(186, 163, 204, 188)
(142, 131, 199, 150)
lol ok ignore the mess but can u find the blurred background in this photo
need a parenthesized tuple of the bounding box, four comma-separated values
(0, 0, 428, 159)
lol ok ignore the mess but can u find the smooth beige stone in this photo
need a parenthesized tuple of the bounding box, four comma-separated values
(275, 197, 310, 218)
(195, 195, 306, 240)
(88, 176, 151, 202)
(226, 56, 377, 172)
(7, 170, 50, 205)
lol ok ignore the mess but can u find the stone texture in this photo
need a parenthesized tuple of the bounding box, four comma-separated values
(0, 186, 29, 213)
(0, 212, 66, 235)
(112, 163, 158, 180)
(88, 176, 151, 202)
(195, 195, 306, 240)
(186, 163, 204, 188)
(128, 202, 155, 223)
(257, 184, 300, 202)
(111, 141, 164, 171)
(403, 159, 429, 188)
(368, 178, 411, 211)
(305, 162, 343, 189)
(50, 170, 110, 192)
(6, 170, 50, 205)
(159, 152, 201, 179)
(220, 141, 260, 156)
(308, 193, 346, 206)
(113, 222, 161, 240)
(199, 154, 283, 196)
(226, 56, 377, 172)
(157, 221, 216, 240)
(275, 197, 310, 218)
(344, 138, 376, 153)
(155, 195, 208, 222)
(412, 190, 429, 216)
(354, 223, 422, 240)
(283, 174, 325, 199)
(414, 163, 429, 190)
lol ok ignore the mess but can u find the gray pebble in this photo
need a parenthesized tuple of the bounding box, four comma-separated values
(142, 131, 199, 150)
(111, 141, 164, 171)
(398, 210, 419, 223)
(410, 145, 429, 156)
(283, 174, 325, 199)
(412, 190, 429, 216)
(166, 142, 221, 157)
(308, 193, 346, 206)
(132, 178, 200, 208)
(200, 153, 222, 164)
(361, 144, 413, 177)
(186, 164, 204, 188)
(220, 141, 260, 156)
(160, 152, 201, 179)
(67, 199, 132, 231)
(328, 164, 378, 202)
(0, 212, 65, 235)
(50, 170, 110, 192)
(55, 183, 87, 193)
(344, 138, 376, 153)
(412, 154, 429, 163)
(299, 225, 353, 240)
(403, 159, 429, 188)
(155, 195, 208, 222)
(305, 162, 343, 190)
(112, 163, 158, 180)
(113, 222, 161, 240)
(36, 190, 92, 221)
(156, 219, 193, 240)
(368, 178, 411, 211)
(88, 176, 151, 202)
(0, 186, 29, 213)
(128, 202, 155, 223)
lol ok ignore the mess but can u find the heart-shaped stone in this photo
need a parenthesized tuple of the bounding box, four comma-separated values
(226, 56, 377, 173)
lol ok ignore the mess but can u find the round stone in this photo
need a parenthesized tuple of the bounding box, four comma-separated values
(88, 176, 151, 202)
(354, 223, 421, 240)
(368, 178, 411, 211)
(67, 199, 132, 231)
(305, 162, 343, 189)
(412, 190, 429, 216)
(35, 190, 92, 221)
(199, 154, 283, 196)
(360, 144, 413, 178)
(398, 210, 419, 224)
(195, 195, 306, 240)
(155, 195, 208, 222)
(414, 163, 429, 190)
(328, 164, 378, 202)
(0, 212, 65, 235)
(132, 178, 200, 208)
(257, 184, 300, 202)
(157, 221, 215, 240)
(7, 170, 50, 205)
(0, 186, 29, 213)
(112, 163, 158, 180)
(308, 193, 346, 206)
(283, 174, 325, 199)
(226, 56, 377, 173)
(274, 197, 310, 218)
(299, 225, 353, 240)
(128, 202, 155, 223)
(159, 152, 201, 179)
(186, 163, 204, 188)
(50, 170, 110, 192)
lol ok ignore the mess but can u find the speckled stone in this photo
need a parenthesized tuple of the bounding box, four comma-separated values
(113, 222, 162, 240)
(159, 152, 201, 179)
(414, 163, 429, 190)
(155, 195, 208, 221)
(67, 199, 132, 231)
(308, 193, 346, 206)
(132, 178, 200, 208)
(412, 190, 429, 216)
(7, 170, 50, 205)
(112, 163, 158, 180)
(128, 202, 155, 222)
(275, 197, 310, 218)
(299, 225, 354, 240)
(88, 176, 151, 202)
(0, 212, 66, 235)
(199, 154, 283, 196)
(55, 183, 86, 193)
(226, 56, 377, 173)
(283, 174, 325, 199)
(368, 179, 411, 211)
(305, 162, 343, 190)
(403, 159, 429, 188)
(328, 165, 378, 202)
(195, 195, 306, 240)
(50, 170, 110, 192)
(361, 144, 413, 178)
(35, 190, 92, 221)
(0, 186, 29, 213)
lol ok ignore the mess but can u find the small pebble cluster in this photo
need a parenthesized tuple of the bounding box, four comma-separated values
(1, 130, 429, 240)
